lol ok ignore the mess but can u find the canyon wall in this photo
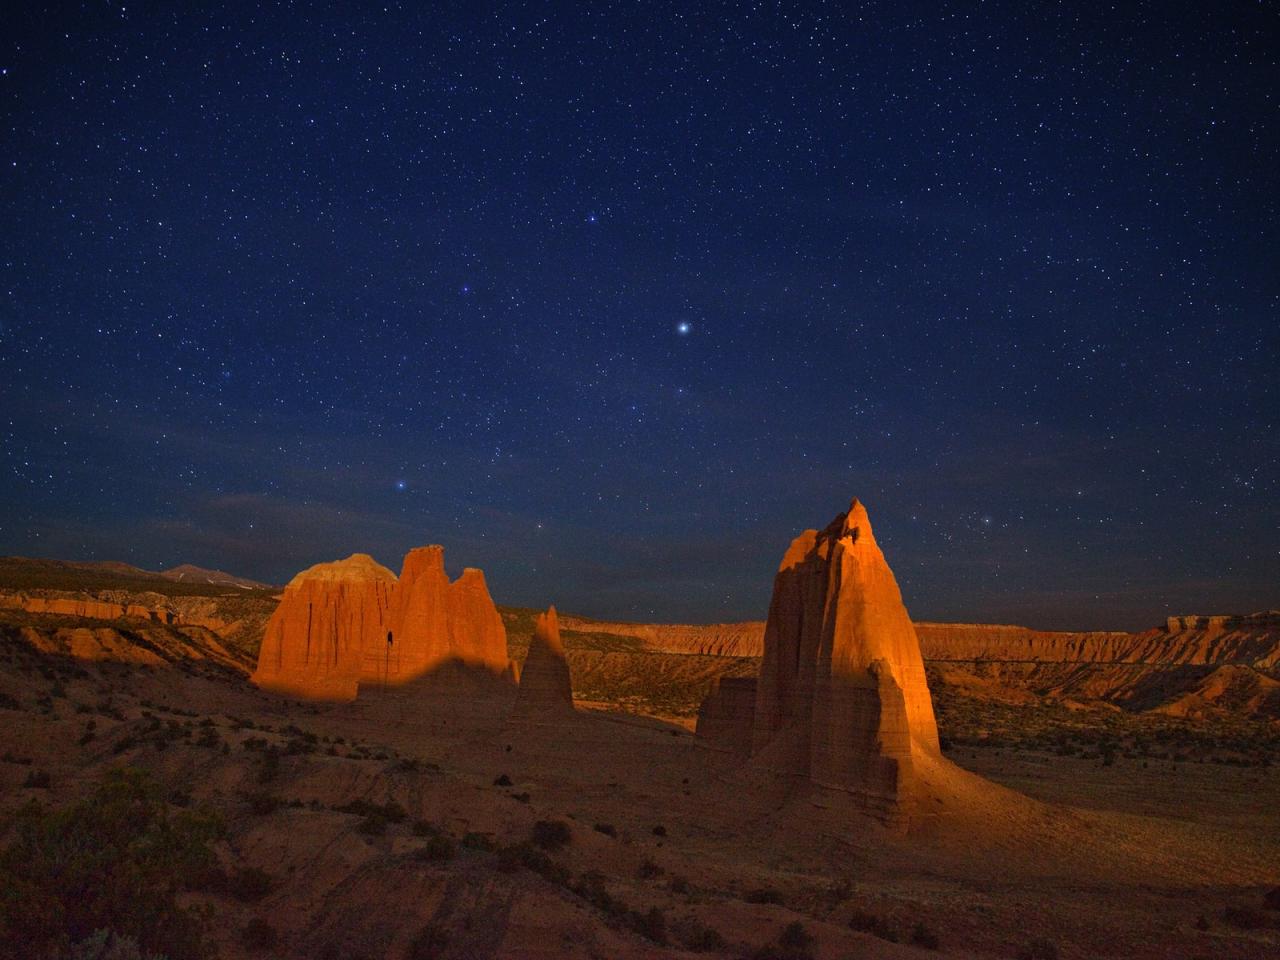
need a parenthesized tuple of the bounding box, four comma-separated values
(560, 612, 1280, 671)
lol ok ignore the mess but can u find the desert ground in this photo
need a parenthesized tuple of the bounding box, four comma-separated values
(0, 556, 1277, 960)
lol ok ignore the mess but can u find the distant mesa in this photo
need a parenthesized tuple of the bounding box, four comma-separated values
(697, 499, 943, 820)
(160, 563, 273, 590)
(251, 547, 513, 701)
(511, 606, 575, 720)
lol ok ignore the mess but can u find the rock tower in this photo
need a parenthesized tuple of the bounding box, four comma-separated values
(697, 500, 940, 816)
(511, 606, 574, 719)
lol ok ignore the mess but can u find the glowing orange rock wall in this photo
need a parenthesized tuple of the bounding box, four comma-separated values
(251, 547, 508, 700)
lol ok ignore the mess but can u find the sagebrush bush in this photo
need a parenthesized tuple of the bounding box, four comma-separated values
(531, 819, 571, 851)
(0, 767, 222, 959)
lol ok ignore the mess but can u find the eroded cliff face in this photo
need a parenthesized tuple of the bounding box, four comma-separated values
(557, 616, 1280, 666)
(253, 555, 396, 700)
(557, 616, 767, 657)
(916, 615, 1280, 668)
(251, 548, 511, 701)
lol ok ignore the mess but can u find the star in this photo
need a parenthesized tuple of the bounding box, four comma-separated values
(677, 322, 691, 335)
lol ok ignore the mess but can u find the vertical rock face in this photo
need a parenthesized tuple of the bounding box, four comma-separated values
(695, 676, 757, 757)
(445, 568, 510, 673)
(512, 606, 574, 718)
(252, 554, 396, 701)
(700, 499, 940, 816)
(252, 546, 510, 699)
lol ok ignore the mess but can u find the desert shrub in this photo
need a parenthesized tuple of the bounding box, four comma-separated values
(257, 747, 281, 783)
(493, 773, 512, 786)
(461, 832, 494, 851)
(848, 909, 897, 942)
(245, 792, 279, 816)
(241, 917, 278, 951)
(23, 769, 51, 788)
(637, 858, 663, 879)
(0, 768, 221, 959)
(592, 822, 617, 838)
(911, 921, 940, 950)
(195, 728, 220, 749)
(1265, 886, 1280, 911)
(511, 792, 531, 803)
(652, 824, 667, 837)
(750, 921, 815, 960)
(745, 887, 785, 905)
(668, 874, 690, 894)
(1016, 937, 1059, 960)
(493, 842, 570, 884)
(408, 922, 448, 959)
(62, 929, 166, 959)
(227, 866, 274, 903)
(531, 819, 571, 851)
(631, 906, 667, 944)
(357, 815, 387, 836)
(0, 693, 20, 710)
(420, 834, 455, 862)
(681, 921, 727, 952)
(1222, 905, 1267, 930)
(412, 819, 439, 837)
(572, 871, 621, 912)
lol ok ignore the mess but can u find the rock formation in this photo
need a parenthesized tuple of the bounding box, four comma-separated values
(695, 676, 757, 757)
(252, 554, 396, 700)
(251, 546, 510, 700)
(511, 606, 574, 719)
(698, 499, 941, 816)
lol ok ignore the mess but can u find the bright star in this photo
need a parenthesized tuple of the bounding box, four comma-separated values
(396, 480, 407, 491)
(677, 322, 691, 335)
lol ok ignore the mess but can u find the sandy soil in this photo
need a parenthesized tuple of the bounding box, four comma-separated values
(1, 634, 1277, 960)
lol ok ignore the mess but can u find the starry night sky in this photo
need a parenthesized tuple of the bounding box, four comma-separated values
(2, 3, 1276, 630)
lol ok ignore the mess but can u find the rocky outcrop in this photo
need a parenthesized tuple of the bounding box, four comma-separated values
(0, 593, 177, 624)
(511, 606, 574, 719)
(699, 499, 942, 819)
(558, 616, 767, 657)
(252, 547, 511, 700)
(370, 548, 508, 686)
(563, 613, 1280, 673)
(253, 554, 396, 700)
(11, 622, 247, 671)
(695, 676, 756, 756)
(916, 615, 1280, 669)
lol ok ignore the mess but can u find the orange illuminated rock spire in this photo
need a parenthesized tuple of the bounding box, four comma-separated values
(699, 499, 941, 817)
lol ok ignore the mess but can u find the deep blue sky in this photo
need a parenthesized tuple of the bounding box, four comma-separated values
(2, 2, 1276, 629)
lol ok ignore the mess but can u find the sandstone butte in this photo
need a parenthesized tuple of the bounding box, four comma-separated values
(251, 547, 510, 700)
(698, 499, 941, 818)
(510, 606, 575, 719)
